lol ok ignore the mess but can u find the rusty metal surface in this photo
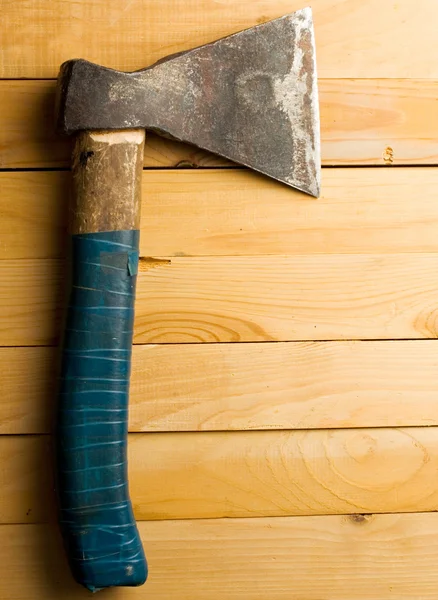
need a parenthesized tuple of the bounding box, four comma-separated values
(56, 7, 320, 196)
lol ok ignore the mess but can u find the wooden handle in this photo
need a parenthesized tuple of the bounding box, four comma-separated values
(56, 130, 148, 591)
(71, 129, 145, 234)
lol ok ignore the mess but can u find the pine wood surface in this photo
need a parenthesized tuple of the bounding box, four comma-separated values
(2, 341, 438, 435)
(4, 168, 438, 260)
(4, 513, 438, 599)
(2, 0, 438, 597)
(2, 253, 438, 346)
(2, 0, 438, 78)
(4, 427, 438, 524)
(2, 79, 438, 168)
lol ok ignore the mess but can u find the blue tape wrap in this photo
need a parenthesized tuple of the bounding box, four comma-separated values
(56, 229, 147, 592)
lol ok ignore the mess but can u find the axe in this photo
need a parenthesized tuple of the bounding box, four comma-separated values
(54, 7, 320, 592)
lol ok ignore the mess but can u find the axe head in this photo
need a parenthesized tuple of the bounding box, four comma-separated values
(56, 7, 320, 196)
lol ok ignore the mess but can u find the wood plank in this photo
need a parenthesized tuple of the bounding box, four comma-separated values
(7, 427, 438, 523)
(0, 436, 51, 524)
(1, 0, 438, 78)
(4, 513, 438, 599)
(3, 80, 438, 169)
(4, 168, 438, 261)
(4, 341, 438, 435)
(0, 259, 63, 347)
(134, 253, 438, 343)
(0, 347, 54, 434)
(321, 78, 438, 165)
(2, 253, 438, 346)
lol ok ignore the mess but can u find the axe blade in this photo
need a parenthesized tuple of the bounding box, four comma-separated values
(57, 7, 320, 196)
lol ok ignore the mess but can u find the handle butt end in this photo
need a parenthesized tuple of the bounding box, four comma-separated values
(64, 518, 147, 592)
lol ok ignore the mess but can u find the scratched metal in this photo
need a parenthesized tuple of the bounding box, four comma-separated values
(56, 7, 320, 196)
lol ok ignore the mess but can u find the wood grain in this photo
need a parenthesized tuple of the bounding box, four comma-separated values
(4, 341, 438, 435)
(0, 259, 63, 347)
(4, 168, 438, 260)
(3, 513, 438, 599)
(0, 436, 51, 524)
(2, 0, 438, 78)
(321, 78, 438, 165)
(3, 1, 438, 595)
(134, 253, 438, 343)
(6, 427, 438, 523)
(2, 79, 438, 168)
(2, 253, 438, 346)
(70, 129, 145, 233)
(0, 347, 54, 434)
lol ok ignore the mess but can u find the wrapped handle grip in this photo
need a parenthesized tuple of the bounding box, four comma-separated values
(57, 230, 147, 591)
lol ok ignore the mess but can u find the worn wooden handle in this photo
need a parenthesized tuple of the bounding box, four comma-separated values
(56, 130, 148, 591)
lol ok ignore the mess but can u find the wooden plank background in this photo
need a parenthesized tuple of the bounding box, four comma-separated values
(4, 514, 438, 600)
(3, 79, 438, 168)
(1, 0, 438, 597)
(2, 0, 438, 78)
(4, 341, 438, 434)
(3, 427, 438, 524)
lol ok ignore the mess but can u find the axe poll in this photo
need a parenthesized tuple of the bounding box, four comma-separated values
(54, 7, 320, 592)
